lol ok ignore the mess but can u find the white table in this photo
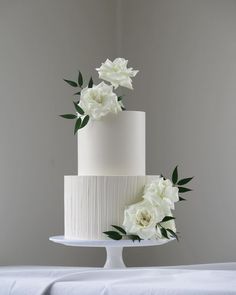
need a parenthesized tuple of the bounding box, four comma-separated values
(1, 264, 236, 295)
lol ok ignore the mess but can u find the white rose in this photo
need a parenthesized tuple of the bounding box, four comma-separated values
(123, 200, 164, 240)
(96, 58, 139, 89)
(144, 177, 179, 210)
(79, 82, 122, 120)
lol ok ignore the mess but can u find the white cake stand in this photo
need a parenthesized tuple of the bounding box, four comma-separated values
(49, 236, 174, 269)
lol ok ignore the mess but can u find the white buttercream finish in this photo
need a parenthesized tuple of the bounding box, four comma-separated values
(64, 175, 156, 240)
(77, 111, 145, 176)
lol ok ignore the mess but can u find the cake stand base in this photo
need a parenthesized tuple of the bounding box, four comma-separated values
(49, 236, 174, 269)
(104, 246, 125, 268)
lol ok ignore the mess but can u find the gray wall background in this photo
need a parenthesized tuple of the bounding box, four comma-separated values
(0, 0, 236, 266)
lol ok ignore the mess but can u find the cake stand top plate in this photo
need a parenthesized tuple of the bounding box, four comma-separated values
(50, 235, 174, 248)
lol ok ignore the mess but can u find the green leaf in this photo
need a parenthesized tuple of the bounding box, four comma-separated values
(177, 177, 194, 186)
(103, 231, 122, 240)
(178, 187, 192, 193)
(118, 98, 126, 110)
(60, 114, 77, 119)
(166, 229, 179, 241)
(128, 235, 142, 242)
(88, 77, 93, 88)
(63, 79, 78, 87)
(172, 166, 178, 184)
(111, 225, 126, 235)
(161, 227, 169, 239)
(74, 91, 81, 95)
(74, 117, 82, 135)
(179, 196, 186, 201)
(161, 216, 175, 223)
(73, 102, 85, 115)
(80, 115, 90, 128)
(78, 71, 83, 87)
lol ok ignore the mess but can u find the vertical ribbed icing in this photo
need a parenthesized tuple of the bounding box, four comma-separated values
(64, 175, 156, 240)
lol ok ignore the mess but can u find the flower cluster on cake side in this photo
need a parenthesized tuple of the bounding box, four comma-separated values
(104, 166, 193, 241)
(61, 58, 194, 242)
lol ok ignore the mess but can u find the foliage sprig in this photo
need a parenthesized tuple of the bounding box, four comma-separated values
(103, 225, 142, 242)
(170, 165, 194, 201)
(60, 71, 91, 134)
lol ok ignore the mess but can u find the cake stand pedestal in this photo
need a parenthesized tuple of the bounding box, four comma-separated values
(49, 236, 173, 269)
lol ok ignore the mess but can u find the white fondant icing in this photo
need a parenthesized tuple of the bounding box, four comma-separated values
(77, 111, 145, 176)
(64, 175, 156, 240)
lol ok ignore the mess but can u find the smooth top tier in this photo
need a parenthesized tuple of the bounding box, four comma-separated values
(77, 111, 145, 176)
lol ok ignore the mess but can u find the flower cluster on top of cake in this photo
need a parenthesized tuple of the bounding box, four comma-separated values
(60, 58, 138, 134)
(104, 166, 193, 241)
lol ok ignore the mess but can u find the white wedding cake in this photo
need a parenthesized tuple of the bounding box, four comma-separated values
(64, 111, 156, 240)
(61, 58, 185, 242)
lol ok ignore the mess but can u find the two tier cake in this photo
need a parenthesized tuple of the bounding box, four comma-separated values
(64, 111, 156, 240)
(61, 58, 189, 242)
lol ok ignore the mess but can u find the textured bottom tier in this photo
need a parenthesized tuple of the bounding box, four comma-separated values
(64, 175, 156, 240)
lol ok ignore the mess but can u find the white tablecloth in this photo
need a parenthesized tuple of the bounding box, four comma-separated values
(1, 265, 236, 295)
